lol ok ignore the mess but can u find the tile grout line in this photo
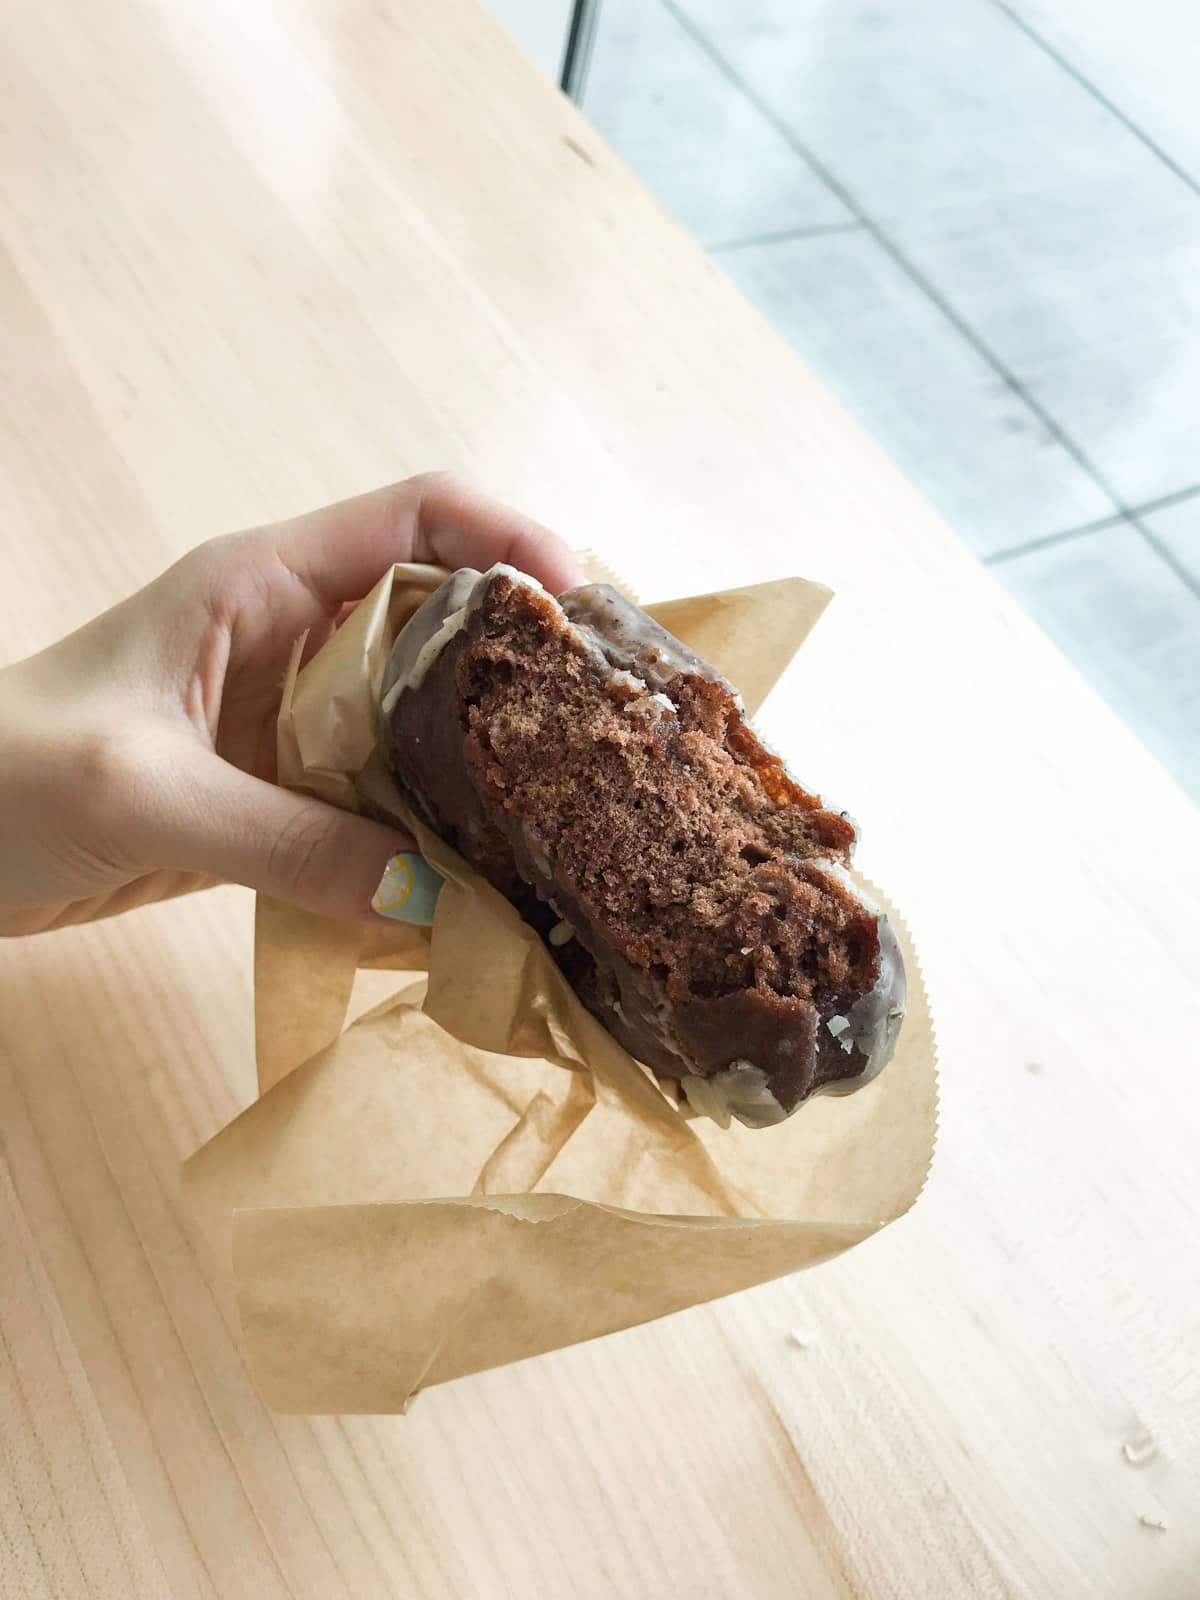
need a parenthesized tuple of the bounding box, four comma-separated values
(708, 221, 863, 254)
(1131, 518, 1200, 603)
(986, 483, 1200, 566)
(989, 514, 1200, 600)
(657, 0, 1129, 525)
(986, 0, 1200, 203)
(1126, 481, 1200, 521)
(985, 514, 1127, 566)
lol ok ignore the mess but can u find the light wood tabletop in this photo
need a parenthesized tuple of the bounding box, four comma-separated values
(1, 1, 1197, 1595)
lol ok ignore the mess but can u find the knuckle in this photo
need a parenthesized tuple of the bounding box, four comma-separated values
(183, 533, 235, 592)
(267, 806, 343, 901)
(406, 469, 462, 518)
(178, 531, 262, 623)
(75, 726, 156, 819)
(409, 468, 455, 493)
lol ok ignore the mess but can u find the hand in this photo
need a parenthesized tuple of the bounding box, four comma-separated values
(0, 474, 584, 936)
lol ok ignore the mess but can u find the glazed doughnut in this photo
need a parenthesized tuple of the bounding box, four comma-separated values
(380, 566, 905, 1127)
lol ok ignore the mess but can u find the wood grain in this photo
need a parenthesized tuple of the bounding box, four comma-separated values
(1, 0, 1198, 1595)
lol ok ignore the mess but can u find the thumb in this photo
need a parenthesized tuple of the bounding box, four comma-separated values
(149, 743, 440, 923)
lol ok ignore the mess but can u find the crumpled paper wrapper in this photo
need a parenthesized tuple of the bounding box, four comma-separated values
(183, 561, 938, 1413)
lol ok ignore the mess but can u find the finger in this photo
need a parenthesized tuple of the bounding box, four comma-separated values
(141, 742, 440, 924)
(411, 474, 586, 594)
(274, 472, 585, 605)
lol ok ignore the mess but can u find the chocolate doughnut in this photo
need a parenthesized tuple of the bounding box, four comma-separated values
(380, 565, 905, 1128)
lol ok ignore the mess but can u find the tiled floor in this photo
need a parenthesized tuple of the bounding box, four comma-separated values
(583, 0, 1200, 800)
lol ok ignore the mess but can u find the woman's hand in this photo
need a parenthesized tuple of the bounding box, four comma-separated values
(0, 474, 583, 936)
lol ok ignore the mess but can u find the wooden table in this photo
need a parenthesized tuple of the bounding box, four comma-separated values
(1, 2, 1197, 1594)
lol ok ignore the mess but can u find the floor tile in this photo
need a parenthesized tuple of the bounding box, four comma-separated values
(674, 0, 1200, 507)
(717, 230, 1114, 558)
(1141, 494, 1200, 592)
(995, 523, 1200, 798)
(1002, 0, 1200, 187)
(1019, 316, 1200, 512)
(583, 0, 851, 247)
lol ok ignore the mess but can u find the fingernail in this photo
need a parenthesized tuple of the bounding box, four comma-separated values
(370, 850, 442, 924)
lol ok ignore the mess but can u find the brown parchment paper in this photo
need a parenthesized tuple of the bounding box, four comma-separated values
(183, 562, 938, 1413)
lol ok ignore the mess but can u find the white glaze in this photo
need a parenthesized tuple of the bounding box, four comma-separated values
(827, 1014, 853, 1050)
(803, 857, 907, 1096)
(382, 563, 546, 712)
(561, 585, 727, 697)
(609, 669, 647, 693)
(680, 1063, 788, 1131)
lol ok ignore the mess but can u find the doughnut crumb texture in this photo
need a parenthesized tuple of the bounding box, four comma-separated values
(382, 568, 905, 1126)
